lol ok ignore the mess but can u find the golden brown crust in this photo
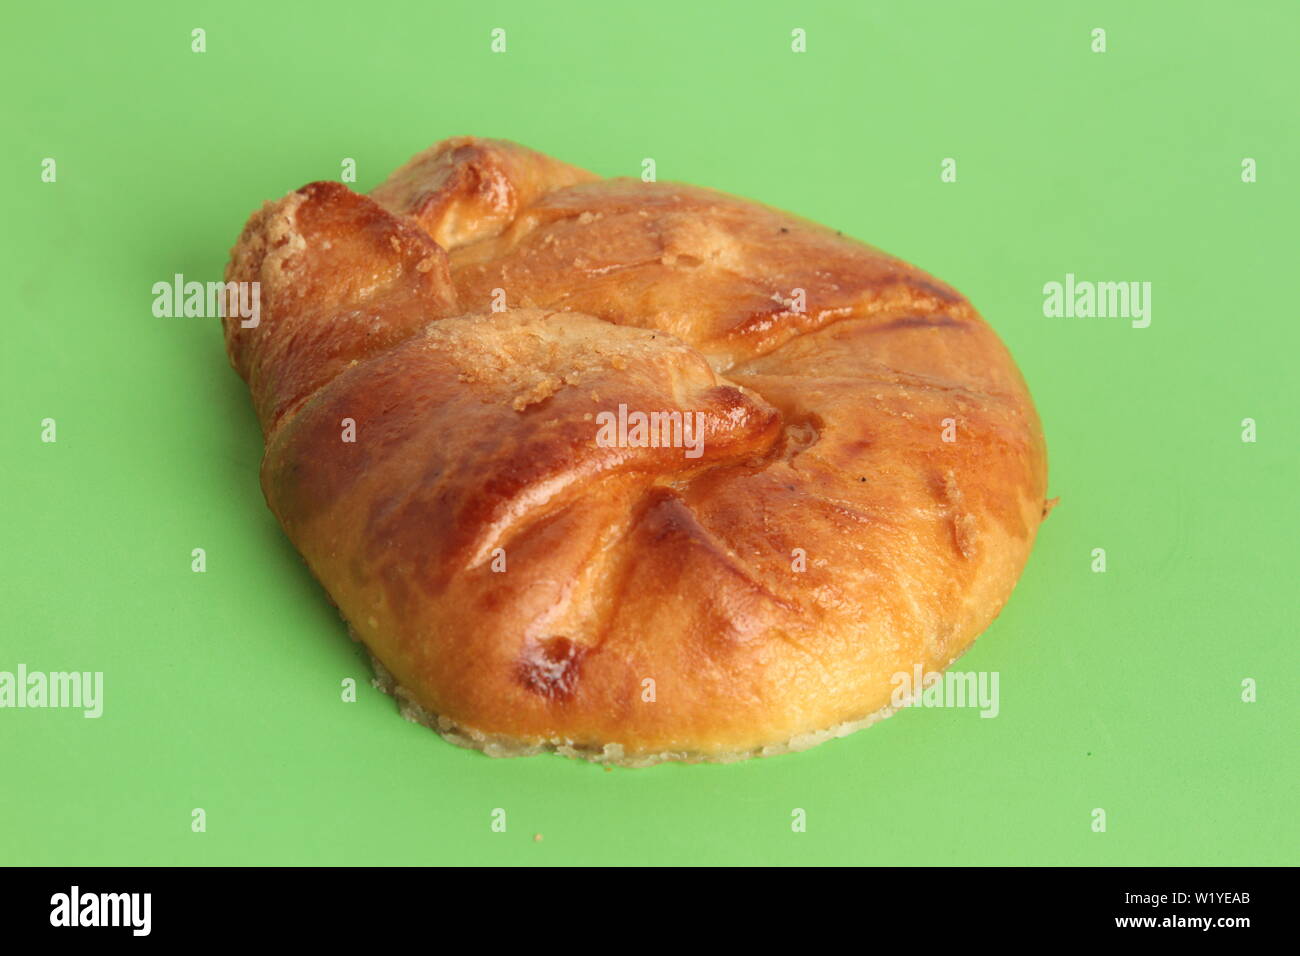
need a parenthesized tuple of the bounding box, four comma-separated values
(225, 137, 1049, 763)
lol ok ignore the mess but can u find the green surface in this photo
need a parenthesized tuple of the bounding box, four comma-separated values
(2, 0, 1296, 866)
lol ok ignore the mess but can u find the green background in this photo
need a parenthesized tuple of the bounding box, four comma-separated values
(2, 0, 1295, 866)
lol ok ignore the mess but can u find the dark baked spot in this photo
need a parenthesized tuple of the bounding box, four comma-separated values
(515, 636, 586, 701)
(909, 278, 962, 303)
(874, 314, 965, 332)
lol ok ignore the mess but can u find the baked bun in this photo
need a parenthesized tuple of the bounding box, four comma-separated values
(224, 137, 1049, 765)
